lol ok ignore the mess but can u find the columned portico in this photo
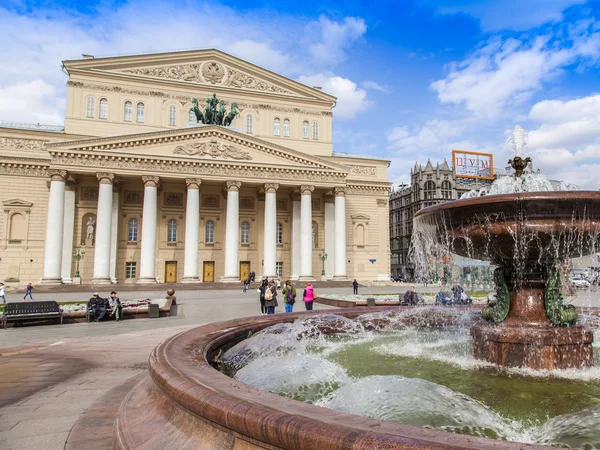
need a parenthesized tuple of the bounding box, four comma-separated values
(290, 191, 301, 280)
(299, 185, 314, 281)
(324, 192, 335, 280)
(263, 183, 279, 278)
(182, 178, 201, 282)
(40, 170, 67, 285)
(138, 176, 159, 284)
(92, 173, 115, 284)
(222, 180, 241, 282)
(334, 187, 347, 280)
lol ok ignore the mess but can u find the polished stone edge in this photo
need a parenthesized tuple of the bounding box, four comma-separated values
(116, 307, 555, 450)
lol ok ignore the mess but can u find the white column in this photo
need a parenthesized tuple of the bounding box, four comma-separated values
(222, 181, 241, 282)
(182, 178, 201, 282)
(324, 192, 335, 280)
(109, 184, 120, 284)
(290, 191, 301, 280)
(334, 187, 347, 280)
(92, 173, 115, 284)
(299, 185, 314, 281)
(40, 170, 67, 284)
(138, 176, 159, 284)
(60, 181, 77, 283)
(377, 198, 391, 281)
(263, 183, 278, 278)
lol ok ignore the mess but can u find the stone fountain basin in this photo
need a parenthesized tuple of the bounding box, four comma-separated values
(114, 308, 553, 450)
(413, 191, 600, 265)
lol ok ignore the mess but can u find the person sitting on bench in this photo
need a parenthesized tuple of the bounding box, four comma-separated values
(108, 291, 122, 321)
(88, 293, 107, 322)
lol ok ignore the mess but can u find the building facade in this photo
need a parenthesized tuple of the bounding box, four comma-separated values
(389, 160, 485, 280)
(0, 49, 391, 285)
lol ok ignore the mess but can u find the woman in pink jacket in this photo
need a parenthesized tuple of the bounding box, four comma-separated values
(303, 282, 315, 310)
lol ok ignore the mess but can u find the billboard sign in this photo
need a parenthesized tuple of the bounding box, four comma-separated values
(452, 150, 494, 180)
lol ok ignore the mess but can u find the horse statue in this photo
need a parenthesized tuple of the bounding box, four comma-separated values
(215, 101, 227, 125)
(190, 98, 204, 123)
(223, 102, 239, 127)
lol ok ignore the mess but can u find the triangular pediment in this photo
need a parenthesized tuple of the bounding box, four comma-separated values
(3, 198, 33, 208)
(46, 125, 348, 173)
(63, 49, 336, 102)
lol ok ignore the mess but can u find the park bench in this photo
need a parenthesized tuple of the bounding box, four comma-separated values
(2, 301, 63, 329)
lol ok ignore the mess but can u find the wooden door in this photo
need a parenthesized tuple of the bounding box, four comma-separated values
(203, 261, 215, 282)
(165, 261, 177, 283)
(240, 261, 251, 281)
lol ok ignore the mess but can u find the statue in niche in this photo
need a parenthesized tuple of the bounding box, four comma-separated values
(86, 217, 96, 240)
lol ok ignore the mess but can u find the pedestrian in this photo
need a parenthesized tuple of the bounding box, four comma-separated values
(108, 291, 122, 321)
(264, 280, 278, 315)
(23, 282, 33, 300)
(352, 279, 359, 295)
(282, 280, 296, 313)
(0, 283, 5, 304)
(258, 279, 268, 315)
(243, 278, 249, 293)
(303, 282, 316, 310)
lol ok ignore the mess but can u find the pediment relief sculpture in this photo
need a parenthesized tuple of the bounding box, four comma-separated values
(173, 140, 252, 160)
(347, 165, 377, 176)
(121, 61, 293, 95)
(0, 138, 45, 152)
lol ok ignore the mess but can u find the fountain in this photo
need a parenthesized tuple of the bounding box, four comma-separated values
(412, 125, 597, 369)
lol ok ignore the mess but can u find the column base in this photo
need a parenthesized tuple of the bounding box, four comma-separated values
(220, 276, 241, 283)
(290, 276, 299, 281)
(298, 276, 315, 282)
(137, 277, 158, 284)
(181, 277, 200, 283)
(39, 278, 63, 286)
(111, 277, 119, 284)
(91, 277, 112, 285)
(333, 275, 348, 281)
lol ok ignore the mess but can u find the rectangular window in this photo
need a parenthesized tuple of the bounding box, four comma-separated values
(125, 262, 137, 279)
(276, 262, 283, 278)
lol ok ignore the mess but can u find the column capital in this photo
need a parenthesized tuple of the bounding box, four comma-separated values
(300, 185, 314, 195)
(377, 198, 388, 206)
(226, 180, 242, 192)
(48, 169, 67, 182)
(324, 191, 335, 203)
(185, 178, 202, 189)
(291, 190, 301, 202)
(334, 186, 347, 197)
(264, 183, 279, 193)
(96, 172, 115, 184)
(64, 178, 79, 191)
(142, 175, 160, 187)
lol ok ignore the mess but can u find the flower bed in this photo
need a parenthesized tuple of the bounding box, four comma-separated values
(59, 298, 168, 314)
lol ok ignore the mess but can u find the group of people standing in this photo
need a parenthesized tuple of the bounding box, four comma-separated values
(257, 279, 316, 315)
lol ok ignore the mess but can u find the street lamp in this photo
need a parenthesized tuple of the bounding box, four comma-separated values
(73, 245, 85, 278)
(318, 249, 328, 276)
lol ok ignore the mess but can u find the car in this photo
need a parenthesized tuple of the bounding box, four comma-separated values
(571, 278, 591, 288)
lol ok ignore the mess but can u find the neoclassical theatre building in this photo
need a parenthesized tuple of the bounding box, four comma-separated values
(0, 49, 391, 285)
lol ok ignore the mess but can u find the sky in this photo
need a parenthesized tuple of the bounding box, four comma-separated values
(1, 0, 600, 188)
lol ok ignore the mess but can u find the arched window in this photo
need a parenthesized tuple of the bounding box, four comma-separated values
(167, 219, 177, 243)
(241, 221, 250, 244)
(283, 119, 290, 137)
(441, 181, 452, 199)
(124, 101, 132, 121)
(276, 222, 283, 245)
(168, 105, 176, 126)
(303, 121, 309, 139)
(312, 221, 318, 249)
(205, 220, 215, 244)
(86, 96, 95, 118)
(424, 181, 436, 200)
(127, 218, 138, 242)
(189, 109, 196, 123)
(273, 118, 280, 136)
(246, 114, 253, 133)
(356, 224, 365, 246)
(136, 102, 145, 123)
(99, 98, 108, 119)
(9, 213, 25, 240)
(312, 121, 319, 139)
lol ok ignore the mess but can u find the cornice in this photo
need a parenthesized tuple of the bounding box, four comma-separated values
(46, 125, 348, 172)
(0, 161, 49, 177)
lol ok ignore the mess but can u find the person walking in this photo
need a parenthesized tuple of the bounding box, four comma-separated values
(23, 283, 34, 300)
(258, 279, 268, 315)
(282, 280, 296, 313)
(264, 281, 278, 315)
(303, 282, 315, 311)
(352, 279, 359, 295)
(243, 278, 249, 293)
(0, 283, 5, 304)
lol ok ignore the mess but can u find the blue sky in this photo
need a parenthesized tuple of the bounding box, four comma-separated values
(1, 0, 600, 187)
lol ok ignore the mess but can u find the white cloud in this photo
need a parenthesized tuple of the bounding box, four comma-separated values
(0, 80, 64, 125)
(362, 81, 389, 92)
(430, 25, 600, 117)
(306, 16, 367, 65)
(298, 73, 371, 119)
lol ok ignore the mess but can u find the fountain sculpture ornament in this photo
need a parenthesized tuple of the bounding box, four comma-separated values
(413, 126, 596, 370)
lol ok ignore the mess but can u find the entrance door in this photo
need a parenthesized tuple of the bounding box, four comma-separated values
(165, 261, 177, 283)
(240, 261, 251, 281)
(203, 261, 215, 282)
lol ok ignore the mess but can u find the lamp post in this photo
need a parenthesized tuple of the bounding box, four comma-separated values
(318, 249, 328, 276)
(73, 245, 85, 278)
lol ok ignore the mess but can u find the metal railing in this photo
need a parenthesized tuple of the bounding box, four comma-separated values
(0, 121, 65, 133)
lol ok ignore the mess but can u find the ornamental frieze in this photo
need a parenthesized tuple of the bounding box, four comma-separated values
(347, 165, 377, 176)
(0, 164, 49, 177)
(173, 140, 252, 160)
(0, 138, 46, 152)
